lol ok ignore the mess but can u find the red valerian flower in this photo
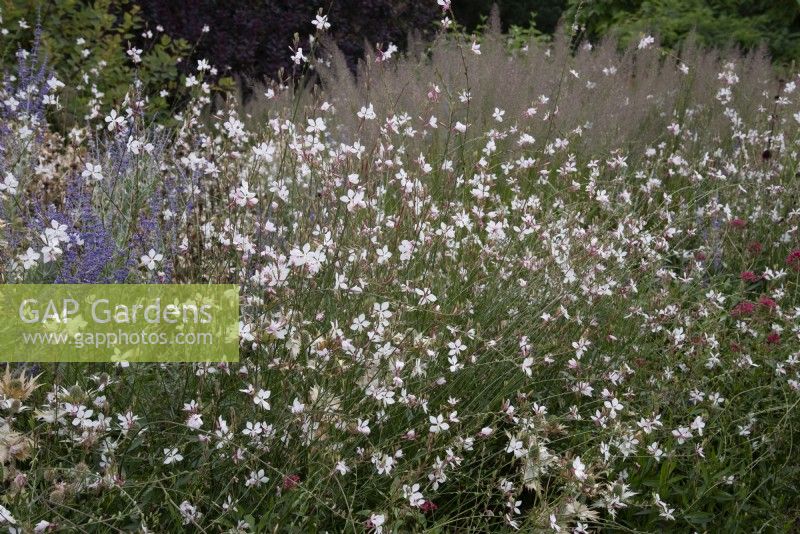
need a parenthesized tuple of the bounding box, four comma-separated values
(766, 331, 781, 345)
(740, 271, 760, 283)
(786, 249, 800, 271)
(283, 474, 301, 490)
(758, 296, 777, 310)
(729, 218, 746, 229)
(420, 500, 438, 513)
(731, 301, 755, 316)
(747, 241, 763, 255)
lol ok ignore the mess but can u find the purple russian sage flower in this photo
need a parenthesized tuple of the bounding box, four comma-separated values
(0, 202, 24, 271)
(128, 194, 172, 284)
(29, 175, 129, 284)
(16, 27, 51, 121)
(51, 180, 102, 282)
(1, 27, 52, 147)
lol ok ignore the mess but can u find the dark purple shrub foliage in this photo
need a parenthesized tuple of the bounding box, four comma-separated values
(134, 0, 439, 85)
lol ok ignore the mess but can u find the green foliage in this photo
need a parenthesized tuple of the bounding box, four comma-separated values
(506, 12, 551, 49)
(0, 0, 192, 127)
(567, 0, 800, 63)
(453, 0, 567, 34)
(451, 8, 552, 51)
(455, 0, 800, 64)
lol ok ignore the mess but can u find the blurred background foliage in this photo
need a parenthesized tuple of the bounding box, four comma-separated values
(1, 0, 799, 118)
(453, 0, 566, 35)
(566, 0, 800, 64)
(0, 0, 194, 127)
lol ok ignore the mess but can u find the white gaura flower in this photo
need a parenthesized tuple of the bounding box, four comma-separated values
(415, 287, 437, 305)
(72, 405, 94, 427)
(672, 427, 692, 444)
(186, 413, 203, 430)
(521, 357, 534, 377)
(178, 501, 201, 525)
(0, 172, 18, 195)
(81, 162, 104, 182)
(638, 34, 655, 49)
(230, 180, 258, 207)
(245, 469, 268, 487)
(572, 456, 587, 481)
(140, 249, 163, 270)
(104, 109, 125, 131)
(376, 245, 392, 264)
(403, 483, 424, 507)
(254, 389, 271, 410)
(340, 188, 366, 212)
(290, 47, 307, 65)
(429, 414, 450, 434)
(34, 519, 53, 532)
(492, 107, 505, 122)
(367, 513, 385, 533)
(290, 398, 305, 414)
(163, 448, 183, 464)
(506, 436, 526, 458)
(357, 104, 376, 120)
(306, 117, 326, 133)
(335, 460, 351, 475)
(356, 418, 371, 435)
(18, 247, 40, 270)
(0, 504, 16, 525)
(690, 415, 706, 436)
(311, 14, 331, 31)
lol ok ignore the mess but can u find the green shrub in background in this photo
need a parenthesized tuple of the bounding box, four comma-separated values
(449, 6, 552, 52)
(0, 0, 194, 129)
(452, 0, 567, 34)
(566, 0, 800, 64)
(452, 1, 800, 65)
